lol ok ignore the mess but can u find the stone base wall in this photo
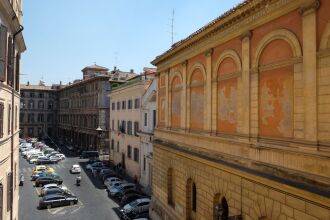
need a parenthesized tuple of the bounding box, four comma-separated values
(152, 144, 330, 220)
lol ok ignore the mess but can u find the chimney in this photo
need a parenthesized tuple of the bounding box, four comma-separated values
(27, 81, 30, 86)
(130, 69, 134, 73)
(60, 81, 62, 85)
(114, 66, 117, 71)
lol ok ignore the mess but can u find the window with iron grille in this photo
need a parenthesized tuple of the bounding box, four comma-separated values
(134, 98, 140, 109)
(128, 100, 132, 109)
(127, 145, 132, 158)
(133, 148, 139, 162)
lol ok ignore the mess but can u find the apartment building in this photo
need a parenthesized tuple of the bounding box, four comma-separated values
(150, 0, 330, 219)
(20, 82, 59, 139)
(139, 76, 157, 193)
(0, 0, 26, 219)
(109, 71, 154, 181)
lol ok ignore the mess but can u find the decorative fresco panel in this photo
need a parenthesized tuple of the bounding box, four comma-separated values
(190, 87, 204, 130)
(259, 66, 293, 138)
(217, 78, 237, 133)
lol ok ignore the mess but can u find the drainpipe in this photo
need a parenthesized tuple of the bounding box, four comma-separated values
(10, 24, 24, 220)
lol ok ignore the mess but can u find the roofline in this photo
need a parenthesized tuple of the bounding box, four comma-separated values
(58, 75, 111, 92)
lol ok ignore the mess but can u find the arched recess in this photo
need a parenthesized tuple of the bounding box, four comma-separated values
(170, 72, 183, 129)
(215, 50, 242, 134)
(213, 195, 229, 220)
(320, 21, 330, 50)
(187, 63, 206, 131)
(186, 178, 197, 220)
(167, 168, 174, 206)
(254, 29, 301, 138)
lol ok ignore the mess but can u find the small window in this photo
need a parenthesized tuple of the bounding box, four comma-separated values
(111, 102, 115, 110)
(111, 120, 114, 130)
(8, 104, 11, 134)
(0, 102, 3, 138)
(116, 141, 119, 152)
(153, 110, 156, 128)
(134, 98, 140, 109)
(134, 122, 139, 136)
(117, 101, 120, 110)
(133, 148, 139, 162)
(127, 145, 132, 158)
(38, 100, 44, 109)
(122, 101, 126, 110)
(127, 121, 132, 135)
(111, 139, 114, 150)
(30, 92, 35, 98)
(38, 93, 43, 98)
(143, 157, 146, 171)
(192, 183, 197, 212)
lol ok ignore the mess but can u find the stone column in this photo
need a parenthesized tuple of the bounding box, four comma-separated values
(240, 31, 251, 138)
(300, 1, 319, 143)
(181, 61, 188, 131)
(205, 49, 213, 132)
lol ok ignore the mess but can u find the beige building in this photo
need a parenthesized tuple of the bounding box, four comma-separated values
(150, 0, 330, 220)
(20, 82, 59, 139)
(0, 0, 26, 220)
(109, 72, 154, 181)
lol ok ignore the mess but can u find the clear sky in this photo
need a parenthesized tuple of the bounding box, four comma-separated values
(21, 0, 242, 85)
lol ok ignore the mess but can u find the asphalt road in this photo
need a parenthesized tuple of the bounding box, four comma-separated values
(18, 146, 120, 220)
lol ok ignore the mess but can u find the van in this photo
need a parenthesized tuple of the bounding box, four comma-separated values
(80, 151, 99, 159)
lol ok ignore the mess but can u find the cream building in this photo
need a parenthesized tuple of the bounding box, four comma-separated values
(109, 72, 154, 181)
(0, 0, 26, 220)
(150, 0, 330, 219)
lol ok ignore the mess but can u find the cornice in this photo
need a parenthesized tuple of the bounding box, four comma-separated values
(154, 0, 308, 72)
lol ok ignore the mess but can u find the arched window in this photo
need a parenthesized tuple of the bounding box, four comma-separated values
(167, 168, 174, 206)
(189, 68, 204, 130)
(192, 182, 197, 212)
(258, 39, 294, 138)
(217, 53, 240, 134)
(214, 195, 229, 220)
(186, 179, 197, 220)
(171, 76, 182, 128)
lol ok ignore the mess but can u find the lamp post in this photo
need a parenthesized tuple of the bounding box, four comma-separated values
(96, 126, 103, 160)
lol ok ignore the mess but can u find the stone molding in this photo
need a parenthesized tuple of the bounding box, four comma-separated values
(298, 0, 320, 16)
(213, 49, 242, 80)
(187, 62, 207, 85)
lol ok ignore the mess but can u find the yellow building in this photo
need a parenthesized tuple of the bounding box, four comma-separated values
(150, 0, 330, 219)
(0, 0, 26, 219)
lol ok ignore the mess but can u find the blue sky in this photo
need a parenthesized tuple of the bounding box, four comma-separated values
(21, 0, 242, 85)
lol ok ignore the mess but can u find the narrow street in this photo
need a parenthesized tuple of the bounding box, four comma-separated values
(18, 146, 120, 220)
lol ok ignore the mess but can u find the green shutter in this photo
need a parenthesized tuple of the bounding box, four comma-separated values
(0, 25, 7, 82)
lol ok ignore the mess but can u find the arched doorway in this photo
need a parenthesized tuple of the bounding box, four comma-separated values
(214, 195, 229, 220)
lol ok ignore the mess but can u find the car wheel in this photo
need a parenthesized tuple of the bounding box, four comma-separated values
(47, 204, 51, 209)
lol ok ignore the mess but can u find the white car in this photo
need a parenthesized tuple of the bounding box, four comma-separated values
(49, 155, 61, 163)
(40, 183, 68, 196)
(70, 165, 81, 174)
(104, 177, 121, 187)
(120, 198, 151, 216)
(55, 154, 65, 160)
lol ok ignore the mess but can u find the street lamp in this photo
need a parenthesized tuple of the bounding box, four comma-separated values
(96, 126, 103, 158)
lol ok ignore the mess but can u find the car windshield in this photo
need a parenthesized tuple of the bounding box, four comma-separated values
(129, 200, 139, 207)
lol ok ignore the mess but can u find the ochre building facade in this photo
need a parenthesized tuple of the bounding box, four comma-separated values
(151, 0, 330, 220)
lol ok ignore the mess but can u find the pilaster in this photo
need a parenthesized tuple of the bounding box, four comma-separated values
(300, 1, 319, 144)
(182, 61, 188, 131)
(205, 48, 213, 132)
(165, 71, 170, 129)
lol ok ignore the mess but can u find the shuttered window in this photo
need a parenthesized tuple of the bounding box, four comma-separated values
(7, 172, 12, 212)
(0, 183, 3, 220)
(15, 53, 20, 91)
(0, 103, 3, 138)
(6, 35, 13, 86)
(8, 104, 11, 134)
(0, 25, 7, 82)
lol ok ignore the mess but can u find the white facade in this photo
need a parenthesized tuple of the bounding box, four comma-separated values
(139, 78, 157, 193)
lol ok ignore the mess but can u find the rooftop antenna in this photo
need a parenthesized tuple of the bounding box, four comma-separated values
(171, 9, 175, 45)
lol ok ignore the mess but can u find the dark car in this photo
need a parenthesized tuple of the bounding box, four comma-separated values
(120, 193, 142, 207)
(42, 188, 71, 197)
(86, 158, 101, 164)
(35, 176, 63, 187)
(102, 173, 118, 182)
(35, 157, 55, 165)
(39, 194, 78, 209)
(31, 172, 59, 181)
(118, 189, 140, 200)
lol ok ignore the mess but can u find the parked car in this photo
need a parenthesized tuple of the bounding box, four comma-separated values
(42, 187, 71, 197)
(108, 183, 136, 197)
(39, 194, 78, 209)
(118, 188, 140, 200)
(106, 180, 127, 192)
(35, 156, 55, 165)
(31, 172, 59, 181)
(70, 165, 81, 174)
(40, 184, 68, 196)
(120, 193, 142, 207)
(86, 158, 101, 164)
(104, 177, 121, 186)
(45, 151, 60, 158)
(66, 145, 74, 151)
(55, 153, 65, 160)
(86, 162, 103, 171)
(35, 176, 63, 187)
(131, 211, 150, 220)
(120, 198, 151, 218)
(32, 166, 55, 175)
(101, 173, 118, 182)
(49, 155, 62, 163)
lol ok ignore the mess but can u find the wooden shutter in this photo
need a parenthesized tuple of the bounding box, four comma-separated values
(15, 53, 20, 91)
(6, 35, 13, 86)
(7, 172, 12, 212)
(0, 103, 3, 138)
(0, 25, 7, 82)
